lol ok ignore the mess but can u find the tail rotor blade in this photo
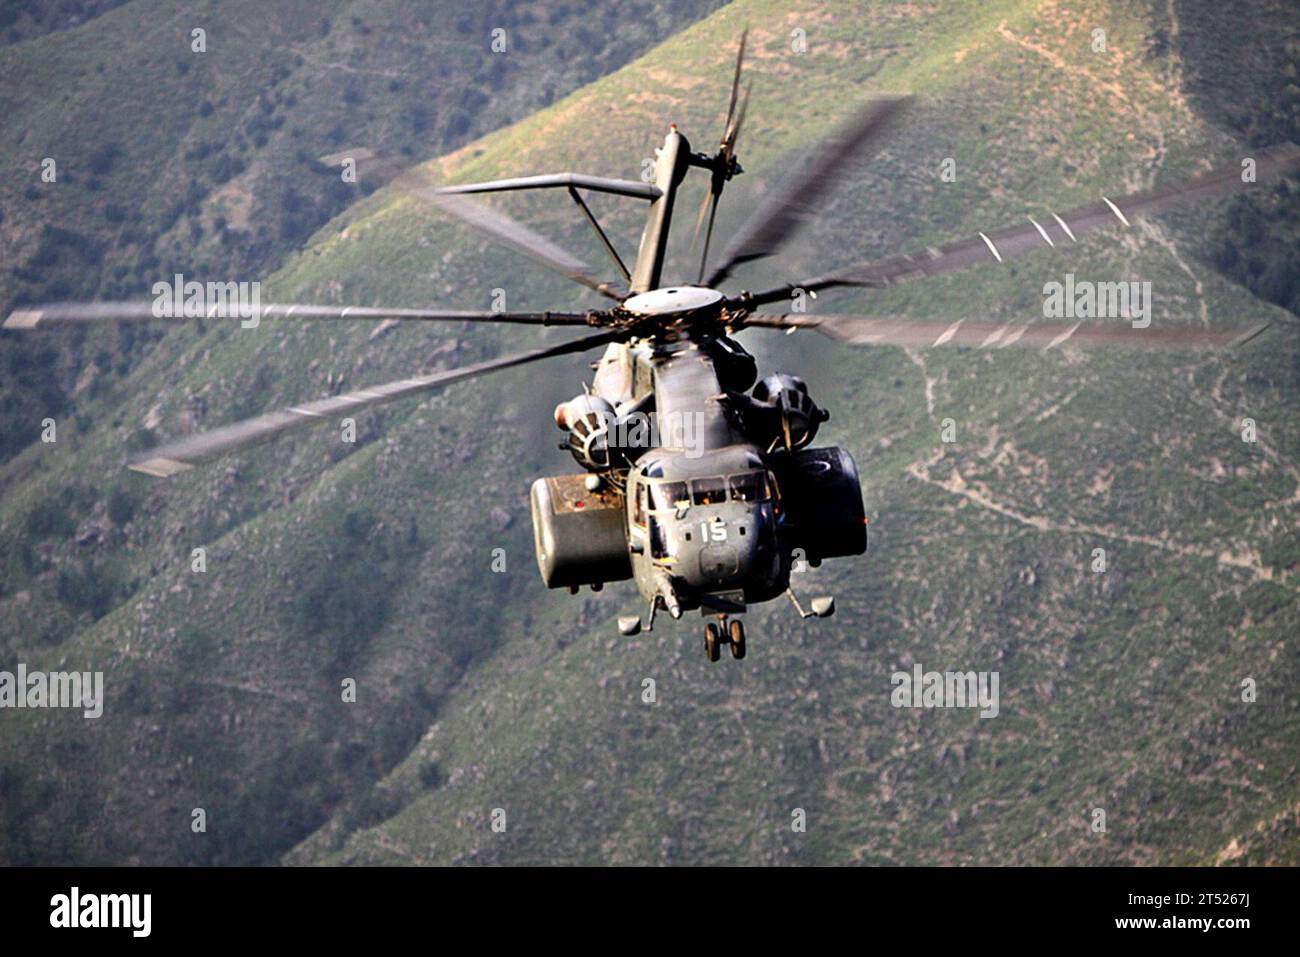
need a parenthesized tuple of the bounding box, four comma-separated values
(692, 180, 715, 246)
(695, 36, 751, 282)
(723, 28, 749, 139)
(696, 188, 722, 284)
(705, 95, 911, 288)
(725, 81, 751, 159)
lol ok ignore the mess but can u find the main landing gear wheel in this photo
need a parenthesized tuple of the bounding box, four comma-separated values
(704, 623, 722, 662)
(728, 619, 746, 659)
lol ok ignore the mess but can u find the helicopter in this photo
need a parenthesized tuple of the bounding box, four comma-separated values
(7, 32, 1295, 661)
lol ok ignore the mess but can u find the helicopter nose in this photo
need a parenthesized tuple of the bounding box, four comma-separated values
(700, 542, 741, 581)
(693, 508, 767, 585)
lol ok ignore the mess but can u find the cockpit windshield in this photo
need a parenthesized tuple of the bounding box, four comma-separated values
(643, 470, 772, 512)
(691, 477, 728, 506)
(727, 472, 770, 502)
(650, 481, 689, 512)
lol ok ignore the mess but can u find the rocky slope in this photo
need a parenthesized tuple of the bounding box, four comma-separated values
(1, 0, 1296, 865)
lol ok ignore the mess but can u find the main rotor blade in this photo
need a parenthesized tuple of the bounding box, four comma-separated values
(4, 300, 600, 329)
(411, 189, 627, 301)
(704, 95, 911, 288)
(318, 153, 630, 300)
(746, 313, 1270, 350)
(745, 142, 1300, 307)
(127, 329, 622, 477)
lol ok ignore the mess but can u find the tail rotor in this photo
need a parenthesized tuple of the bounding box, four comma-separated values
(693, 29, 750, 283)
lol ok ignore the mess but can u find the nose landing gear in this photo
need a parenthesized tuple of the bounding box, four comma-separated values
(728, 618, 746, 659)
(704, 617, 745, 662)
(704, 623, 721, 662)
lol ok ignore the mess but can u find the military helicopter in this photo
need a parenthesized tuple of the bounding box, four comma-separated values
(8, 33, 1295, 661)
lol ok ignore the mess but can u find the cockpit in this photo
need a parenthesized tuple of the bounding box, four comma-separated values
(629, 464, 780, 573)
(634, 470, 775, 523)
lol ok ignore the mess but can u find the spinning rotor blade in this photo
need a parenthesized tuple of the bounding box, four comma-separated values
(745, 142, 1300, 307)
(704, 95, 910, 288)
(724, 28, 748, 137)
(695, 82, 752, 283)
(4, 301, 599, 329)
(694, 31, 751, 282)
(694, 187, 723, 283)
(412, 189, 627, 301)
(315, 155, 631, 302)
(127, 329, 623, 477)
(320, 148, 635, 301)
(318, 147, 409, 186)
(745, 313, 1270, 350)
(727, 79, 751, 158)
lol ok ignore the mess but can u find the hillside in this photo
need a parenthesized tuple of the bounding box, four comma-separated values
(1, 0, 1297, 866)
(0, 0, 725, 463)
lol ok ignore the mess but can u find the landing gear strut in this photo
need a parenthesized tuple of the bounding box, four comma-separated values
(704, 617, 745, 662)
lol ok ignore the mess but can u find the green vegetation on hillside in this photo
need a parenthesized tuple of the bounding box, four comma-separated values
(1, 0, 1297, 866)
(0, 0, 725, 463)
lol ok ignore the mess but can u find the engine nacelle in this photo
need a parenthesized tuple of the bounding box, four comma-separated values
(706, 336, 758, 393)
(748, 374, 829, 452)
(554, 394, 616, 470)
(777, 445, 867, 564)
(554, 394, 658, 471)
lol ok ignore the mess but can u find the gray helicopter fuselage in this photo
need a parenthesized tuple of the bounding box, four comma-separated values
(590, 324, 789, 619)
(533, 123, 854, 633)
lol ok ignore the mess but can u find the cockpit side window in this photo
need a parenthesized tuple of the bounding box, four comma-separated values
(649, 515, 674, 560)
(633, 481, 648, 526)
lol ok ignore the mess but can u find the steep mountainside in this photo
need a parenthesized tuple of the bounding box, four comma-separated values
(1, 0, 1296, 865)
(0, 0, 724, 462)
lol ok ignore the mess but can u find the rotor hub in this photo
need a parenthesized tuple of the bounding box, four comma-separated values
(622, 286, 725, 318)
